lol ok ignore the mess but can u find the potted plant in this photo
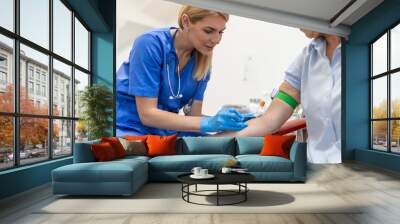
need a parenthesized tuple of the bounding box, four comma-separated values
(79, 84, 113, 140)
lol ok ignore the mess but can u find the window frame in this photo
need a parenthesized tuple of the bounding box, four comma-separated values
(0, 0, 92, 171)
(370, 20, 400, 154)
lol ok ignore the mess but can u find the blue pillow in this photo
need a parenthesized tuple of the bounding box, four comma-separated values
(179, 137, 235, 155)
(236, 137, 264, 155)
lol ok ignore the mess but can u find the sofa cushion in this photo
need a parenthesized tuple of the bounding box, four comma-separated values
(101, 137, 127, 158)
(147, 135, 177, 157)
(119, 138, 147, 156)
(91, 142, 118, 161)
(179, 137, 235, 155)
(236, 137, 263, 155)
(124, 135, 148, 142)
(260, 135, 296, 159)
(52, 158, 147, 183)
(148, 154, 235, 172)
(115, 155, 150, 164)
(236, 155, 293, 172)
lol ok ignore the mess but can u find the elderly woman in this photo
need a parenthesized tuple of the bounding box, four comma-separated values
(230, 29, 342, 164)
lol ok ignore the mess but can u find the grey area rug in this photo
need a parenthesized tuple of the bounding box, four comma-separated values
(37, 183, 362, 214)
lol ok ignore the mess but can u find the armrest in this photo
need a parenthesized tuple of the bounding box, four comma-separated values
(73, 140, 100, 163)
(289, 141, 307, 181)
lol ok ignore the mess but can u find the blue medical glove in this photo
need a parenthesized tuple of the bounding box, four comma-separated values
(200, 108, 248, 133)
(242, 113, 256, 122)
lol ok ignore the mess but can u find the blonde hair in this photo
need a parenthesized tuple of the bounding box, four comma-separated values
(178, 6, 229, 80)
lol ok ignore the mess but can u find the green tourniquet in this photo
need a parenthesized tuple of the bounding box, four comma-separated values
(276, 91, 298, 109)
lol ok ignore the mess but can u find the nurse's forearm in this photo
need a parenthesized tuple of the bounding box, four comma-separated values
(140, 108, 203, 132)
(236, 99, 294, 137)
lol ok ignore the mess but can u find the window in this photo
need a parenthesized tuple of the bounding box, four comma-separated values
(0, 54, 7, 86)
(42, 85, 46, 97)
(41, 73, 46, 82)
(371, 23, 400, 154)
(53, 120, 72, 158)
(0, 0, 91, 170)
(28, 67, 34, 80)
(53, 59, 71, 116)
(35, 70, 41, 81)
(75, 18, 89, 70)
(0, 0, 14, 32)
(0, 54, 7, 67)
(74, 69, 89, 119)
(54, 88, 58, 104)
(0, 71, 6, 84)
(36, 83, 40, 95)
(53, 0, 72, 60)
(0, 35, 13, 113)
(20, 0, 49, 49)
(28, 81, 34, 94)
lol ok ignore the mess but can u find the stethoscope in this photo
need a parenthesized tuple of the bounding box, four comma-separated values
(166, 28, 207, 114)
(167, 28, 183, 100)
(167, 62, 182, 100)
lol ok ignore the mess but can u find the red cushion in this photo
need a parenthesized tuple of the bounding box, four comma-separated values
(91, 142, 118, 161)
(273, 118, 306, 135)
(101, 137, 126, 158)
(259, 135, 296, 159)
(124, 135, 148, 143)
(146, 135, 177, 157)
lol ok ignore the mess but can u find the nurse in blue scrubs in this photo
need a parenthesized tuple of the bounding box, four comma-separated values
(116, 5, 247, 136)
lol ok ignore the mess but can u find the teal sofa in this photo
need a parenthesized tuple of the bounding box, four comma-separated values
(52, 137, 307, 196)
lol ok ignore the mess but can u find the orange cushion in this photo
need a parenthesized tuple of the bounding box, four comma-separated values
(101, 137, 127, 158)
(146, 135, 177, 157)
(259, 135, 296, 159)
(124, 135, 148, 143)
(91, 142, 118, 161)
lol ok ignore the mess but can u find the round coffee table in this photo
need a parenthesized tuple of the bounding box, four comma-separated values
(177, 172, 255, 206)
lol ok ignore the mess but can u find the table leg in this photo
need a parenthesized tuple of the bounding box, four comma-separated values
(187, 184, 190, 202)
(245, 183, 247, 201)
(217, 184, 219, 206)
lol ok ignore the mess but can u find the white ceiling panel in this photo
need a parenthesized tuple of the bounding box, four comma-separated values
(226, 0, 352, 21)
(165, 0, 383, 38)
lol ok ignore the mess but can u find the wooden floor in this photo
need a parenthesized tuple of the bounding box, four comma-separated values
(1, 162, 400, 224)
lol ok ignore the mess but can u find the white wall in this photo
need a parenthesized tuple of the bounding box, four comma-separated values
(117, 0, 309, 115)
(117, 0, 180, 66)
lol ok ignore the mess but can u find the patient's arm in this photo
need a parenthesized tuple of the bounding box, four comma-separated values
(215, 81, 300, 137)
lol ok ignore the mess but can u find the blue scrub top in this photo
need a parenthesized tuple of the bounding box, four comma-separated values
(116, 27, 210, 136)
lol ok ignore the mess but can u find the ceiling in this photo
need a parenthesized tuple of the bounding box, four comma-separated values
(165, 0, 384, 37)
